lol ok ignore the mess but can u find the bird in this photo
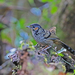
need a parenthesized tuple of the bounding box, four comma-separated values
(26, 23, 75, 55)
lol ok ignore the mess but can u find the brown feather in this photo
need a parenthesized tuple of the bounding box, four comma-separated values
(49, 27, 56, 35)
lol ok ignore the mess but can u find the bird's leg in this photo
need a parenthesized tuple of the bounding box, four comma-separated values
(44, 45, 49, 49)
(43, 45, 52, 52)
(40, 45, 52, 56)
(35, 45, 51, 56)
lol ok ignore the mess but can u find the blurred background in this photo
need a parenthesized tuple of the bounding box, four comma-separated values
(0, 0, 75, 75)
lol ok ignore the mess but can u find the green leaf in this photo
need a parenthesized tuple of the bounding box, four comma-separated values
(0, 23, 4, 28)
(19, 18, 25, 29)
(0, 0, 4, 3)
(48, 0, 53, 2)
(42, 8, 50, 21)
(43, 8, 48, 17)
(73, 70, 75, 75)
(57, 53, 64, 57)
(51, 6, 58, 14)
(2, 33, 12, 43)
(40, 0, 53, 2)
(43, 16, 50, 21)
(28, 0, 35, 5)
(31, 39, 37, 45)
(56, 0, 61, 3)
(40, 0, 48, 3)
(6, 50, 9, 54)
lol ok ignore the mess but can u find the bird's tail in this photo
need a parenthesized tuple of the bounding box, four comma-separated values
(53, 39, 75, 55)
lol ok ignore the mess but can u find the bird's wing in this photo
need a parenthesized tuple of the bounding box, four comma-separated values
(45, 27, 75, 55)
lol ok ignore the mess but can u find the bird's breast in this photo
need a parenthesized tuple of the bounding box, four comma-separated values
(32, 32, 46, 45)
(32, 31, 53, 46)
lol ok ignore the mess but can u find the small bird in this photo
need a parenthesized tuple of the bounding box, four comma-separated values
(26, 23, 75, 55)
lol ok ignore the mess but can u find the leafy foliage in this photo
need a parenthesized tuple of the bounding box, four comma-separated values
(0, 0, 75, 75)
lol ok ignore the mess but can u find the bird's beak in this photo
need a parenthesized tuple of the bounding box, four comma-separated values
(26, 26, 31, 28)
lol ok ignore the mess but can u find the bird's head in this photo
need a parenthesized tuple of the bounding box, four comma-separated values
(26, 23, 43, 32)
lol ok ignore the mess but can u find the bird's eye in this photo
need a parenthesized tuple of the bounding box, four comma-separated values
(34, 27, 38, 30)
(30, 25, 33, 27)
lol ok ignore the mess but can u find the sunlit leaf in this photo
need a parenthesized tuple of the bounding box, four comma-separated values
(48, 0, 54, 2)
(40, 0, 53, 2)
(43, 16, 50, 21)
(44, 58, 47, 63)
(73, 70, 75, 75)
(0, 23, 4, 28)
(57, 53, 64, 57)
(31, 39, 37, 45)
(19, 18, 25, 28)
(51, 6, 58, 14)
(0, 0, 5, 3)
(40, 0, 47, 3)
